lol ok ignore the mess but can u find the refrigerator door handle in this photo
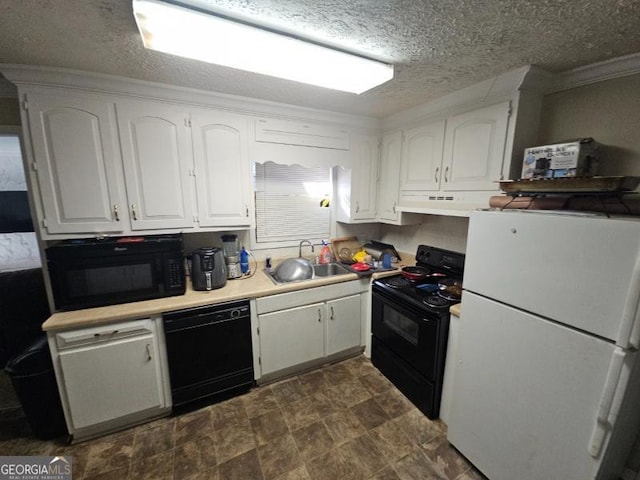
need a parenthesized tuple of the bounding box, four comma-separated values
(588, 348, 626, 457)
(618, 251, 640, 349)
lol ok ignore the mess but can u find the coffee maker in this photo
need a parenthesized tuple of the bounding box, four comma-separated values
(221, 234, 242, 279)
(191, 247, 227, 291)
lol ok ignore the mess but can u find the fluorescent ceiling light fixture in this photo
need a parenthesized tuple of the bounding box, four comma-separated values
(132, 0, 394, 94)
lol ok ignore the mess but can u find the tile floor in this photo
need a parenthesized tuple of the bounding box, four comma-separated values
(1, 355, 486, 480)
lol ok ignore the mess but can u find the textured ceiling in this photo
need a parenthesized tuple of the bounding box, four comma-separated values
(0, 0, 639, 117)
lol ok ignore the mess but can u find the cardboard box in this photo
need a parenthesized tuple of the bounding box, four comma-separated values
(521, 139, 599, 179)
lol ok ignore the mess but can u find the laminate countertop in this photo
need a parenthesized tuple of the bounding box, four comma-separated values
(42, 259, 410, 332)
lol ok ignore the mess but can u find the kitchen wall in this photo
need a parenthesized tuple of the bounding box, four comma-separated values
(0, 98, 20, 126)
(0, 134, 41, 272)
(538, 73, 640, 176)
(374, 72, 640, 258)
(380, 216, 469, 256)
(3, 71, 639, 267)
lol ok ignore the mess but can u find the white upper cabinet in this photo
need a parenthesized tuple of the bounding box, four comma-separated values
(191, 110, 251, 227)
(25, 92, 126, 235)
(442, 101, 510, 191)
(336, 133, 379, 223)
(377, 131, 402, 223)
(116, 100, 195, 231)
(351, 134, 379, 221)
(400, 120, 446, 192)
(396, 101, 513, 215)
(378, 131, 421, 225)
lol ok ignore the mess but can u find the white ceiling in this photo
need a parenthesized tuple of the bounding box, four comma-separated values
(1, 0, 639, 118)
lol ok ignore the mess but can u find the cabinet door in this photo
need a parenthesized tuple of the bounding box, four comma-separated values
(258, 303, 325, 375)
(326, 295, 362, 356)
(377, 131, 402, 222)
(191, 110, 251, 227)
(442, 102, 510, 191)
(26, 92, 125, 235)
(351, 134, 379, 221)
(117, 101, 194, 230)
(59, 334, 164, 430)
(400, 120, 446, 192)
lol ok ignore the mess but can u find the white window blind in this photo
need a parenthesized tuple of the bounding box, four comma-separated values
(255, 161, 331, 243)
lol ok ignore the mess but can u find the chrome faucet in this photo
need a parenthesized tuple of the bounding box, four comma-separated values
(298, 240, 315, 258)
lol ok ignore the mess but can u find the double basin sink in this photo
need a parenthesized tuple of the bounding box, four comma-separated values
(265, 257, 351, 285)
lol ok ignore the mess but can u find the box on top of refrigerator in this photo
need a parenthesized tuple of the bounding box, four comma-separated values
(521, 138, 599, 179)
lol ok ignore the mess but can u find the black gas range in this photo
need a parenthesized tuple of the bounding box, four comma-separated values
(371, 245, 465, 419)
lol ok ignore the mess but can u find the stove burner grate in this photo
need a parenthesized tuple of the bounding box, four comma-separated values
(385, 277, 413, 288)
(423, 295, 450, 308)
(437, 290, 461, 302)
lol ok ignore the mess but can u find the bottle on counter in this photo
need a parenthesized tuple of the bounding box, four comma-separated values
(240, 247, 249, 274)
(319, 241, 331, 264)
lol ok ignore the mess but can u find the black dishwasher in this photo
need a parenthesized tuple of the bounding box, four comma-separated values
(163, 299, 254, 413)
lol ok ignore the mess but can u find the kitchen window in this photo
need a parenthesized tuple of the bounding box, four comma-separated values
(254, 161, 332, 244)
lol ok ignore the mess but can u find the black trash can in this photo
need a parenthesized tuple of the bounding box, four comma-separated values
(5, 335, 67, 440)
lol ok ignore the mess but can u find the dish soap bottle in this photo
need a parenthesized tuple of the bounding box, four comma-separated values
(240, 247, 249, 274)
(319, 241, 331, 264)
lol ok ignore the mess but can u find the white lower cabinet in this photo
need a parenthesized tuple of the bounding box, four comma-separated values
(255, 282, 366, 380)
(258, 303, 326, 376)
(49, 318, 171, 442)
(326, 295, 362, 356)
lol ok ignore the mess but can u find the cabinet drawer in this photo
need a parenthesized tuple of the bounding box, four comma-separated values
(256, 281, 366, 314)
(55, 319, 153, 350)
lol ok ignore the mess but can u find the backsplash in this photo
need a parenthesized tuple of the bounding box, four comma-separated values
(380, 216, 469, 256)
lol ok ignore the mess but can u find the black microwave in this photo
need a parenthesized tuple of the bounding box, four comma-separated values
(46, 234, 186, 311)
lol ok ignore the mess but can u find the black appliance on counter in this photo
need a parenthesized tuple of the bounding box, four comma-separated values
(191, 247, 227, 291)
(371, 245, 464, 419)
(46, 234, 185, 311)
(163, 299, 254, 413)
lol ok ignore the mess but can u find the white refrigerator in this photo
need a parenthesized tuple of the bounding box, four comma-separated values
(448, 209, 640, 480)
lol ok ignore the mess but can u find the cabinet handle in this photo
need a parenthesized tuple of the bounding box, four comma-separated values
(330, 306, 335, 320)
(317, 309, 322, 322)
(113, 205, 120, 222)
(434, 167, 440, 183)
(145, 343, 152, 362)
(444, 166, 449, 182)
(93, 329, 119, 338)
(355, 202, 360, 213)
(131, 204, 138, 221)
(392, 203, 397, 214)
(245, 206, 249, 217)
